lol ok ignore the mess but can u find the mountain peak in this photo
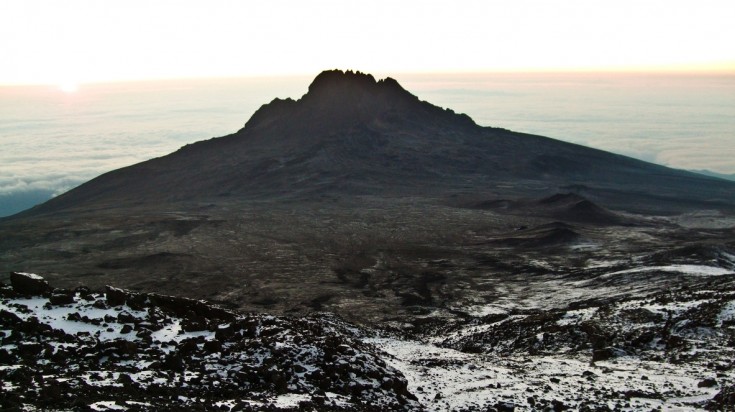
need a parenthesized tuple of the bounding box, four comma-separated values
(305, 69, 407, 93)
(243, 69, 450, 132)
(302, 69, 410, 103)
(307, 69, 377, 94)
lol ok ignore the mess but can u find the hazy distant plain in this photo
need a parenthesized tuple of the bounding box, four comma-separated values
(1, 72, 733, 217)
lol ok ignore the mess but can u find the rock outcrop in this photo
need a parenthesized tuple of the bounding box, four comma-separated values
(10, 271, 50, 295)
(0, 274, 421, 411)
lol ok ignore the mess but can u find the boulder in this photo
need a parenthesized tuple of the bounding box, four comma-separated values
(49, 293, 75, 306)
(10, 272, 50, 295)
(148, 293, 236, 321)
(592, 347, 626, 363)
(496, 401, 516, 411)
(699, 378, 718, 388)
(708, 385, 735, 410)
(0, 309, 22, 326)
(203, 339, 222, 353)
(117, 311, 137, 324)
(18, 342, 44, 358)
(105, 286, 127, 306)
(162, 353, 184, 372)
(552, 399, 567, 411)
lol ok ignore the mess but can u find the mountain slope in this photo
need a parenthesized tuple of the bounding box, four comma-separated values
(18, 69, 735, 217)
(1, 70, 734, 324)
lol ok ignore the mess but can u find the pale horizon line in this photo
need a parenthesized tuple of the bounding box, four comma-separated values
(2, 64, 734, 88)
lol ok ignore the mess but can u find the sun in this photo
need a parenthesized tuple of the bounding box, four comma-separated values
(59, 82, 79, 93)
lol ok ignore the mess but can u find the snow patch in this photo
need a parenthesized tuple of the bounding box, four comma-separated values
(89, 401, 125, 411)
(14, 272, 45, 280)
(603, 265, 734, 278)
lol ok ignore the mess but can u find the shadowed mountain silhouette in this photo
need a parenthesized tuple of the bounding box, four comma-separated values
(15, 69, 735, 217)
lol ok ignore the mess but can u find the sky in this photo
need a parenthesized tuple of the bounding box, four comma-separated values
(1, 0, 734, 86)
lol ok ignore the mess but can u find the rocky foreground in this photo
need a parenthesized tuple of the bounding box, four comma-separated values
(3, 270, 735, 411)
(0, 272, 418, 411)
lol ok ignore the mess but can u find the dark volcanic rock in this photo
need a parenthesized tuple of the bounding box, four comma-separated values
(708, 385, 735, 410)
(49, 292, 75, 305)
(0, 277, 423, 411)
(592, 347, 622, 363)
(105, 285, 127, 306)
(10, 272, 50, 295)
(699, 378, 719, 388)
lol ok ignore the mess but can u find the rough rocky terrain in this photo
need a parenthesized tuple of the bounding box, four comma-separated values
(2, 195, 733, 328)
(4, 268, 735, 411)
(1, 273, 418, 411)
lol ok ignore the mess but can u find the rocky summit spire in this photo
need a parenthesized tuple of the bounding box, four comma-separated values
(243, 69, 472, 133)
(303, 69, 409, 99)
(306, 69, 378, 95)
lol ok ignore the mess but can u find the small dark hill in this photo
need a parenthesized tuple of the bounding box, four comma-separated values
(488, 222, 581, 248)
(468, 193, 624, 225)
(538, 193, 588, 205)
(471, 199, 518, 210)
(537, 193, 624, 225)
(644, 243, 735, 268)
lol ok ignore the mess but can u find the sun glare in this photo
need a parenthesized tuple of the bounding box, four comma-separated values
(59, 82, 79, 93)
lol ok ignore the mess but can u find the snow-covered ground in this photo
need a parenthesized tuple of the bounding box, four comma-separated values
(602, 265, 734, 278)
(0, 278, 420, 411)
(3, 270, 735, 411)
(373, 280, 735, 411)
(370, 336, 723, 411)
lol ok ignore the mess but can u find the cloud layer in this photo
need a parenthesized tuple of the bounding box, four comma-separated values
(405, 72, 735, 174)
(0, 77, 308, 208)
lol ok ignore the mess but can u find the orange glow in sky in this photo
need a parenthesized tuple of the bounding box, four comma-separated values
(1, 0, 734, 86)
